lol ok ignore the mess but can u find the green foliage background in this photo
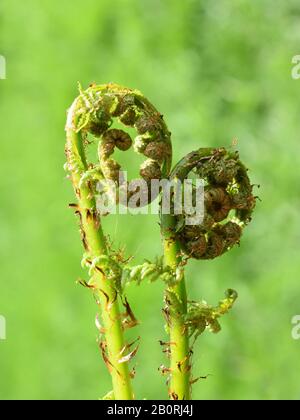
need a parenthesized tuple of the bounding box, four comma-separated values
(1, 0, 300, 400)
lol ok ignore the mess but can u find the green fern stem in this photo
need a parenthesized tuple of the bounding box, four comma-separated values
(161, 213, 191, 400)
(65, 104, 134, 400)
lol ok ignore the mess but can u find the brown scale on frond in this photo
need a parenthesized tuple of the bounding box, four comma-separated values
(99, 341, 114, 374)
(169, 392, 179, 400)
(121, 297, 139, 330)
(74, 209, 90, 252)
(159, 365, 172, 376)
(77, 278, 96, 290)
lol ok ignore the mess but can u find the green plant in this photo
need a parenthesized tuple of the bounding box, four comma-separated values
(65, 83, 172, 400)
(65, 83, 256, 401)
(160, 148, 256, 399)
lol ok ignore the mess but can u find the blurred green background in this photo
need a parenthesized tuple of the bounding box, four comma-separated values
(1, 0, 300, 400)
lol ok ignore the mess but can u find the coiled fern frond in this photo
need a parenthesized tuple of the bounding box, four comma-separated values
(65, 83, 173, 400)
(170, 147, 255, 260)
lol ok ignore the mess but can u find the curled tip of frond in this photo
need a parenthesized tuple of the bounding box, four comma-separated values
(185, 288, 238, 341)
(66, 83, 173, 208)
(169, 147, 256, 260)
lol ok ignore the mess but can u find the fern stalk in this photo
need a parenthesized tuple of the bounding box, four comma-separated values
(162, 213, 191, 400)
(65, 102, 134, 400)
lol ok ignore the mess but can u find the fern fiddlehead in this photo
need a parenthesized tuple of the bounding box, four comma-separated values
(65, 83, 172, 400)
(160, 147, 256, 400)
(172, 147, 255, 260)
(65, 82, 256, 400)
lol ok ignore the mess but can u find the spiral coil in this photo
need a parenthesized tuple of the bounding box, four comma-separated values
(65, 83, 172, 207)
(168, 147, 256, 260)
